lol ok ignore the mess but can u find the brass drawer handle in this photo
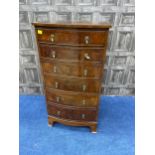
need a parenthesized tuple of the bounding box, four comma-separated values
(82, 99, 86, 105)
(82, 114, 85, 119)
(84, 69, 88, 76)
(85, 36, 89, 44)
(82, 84, 87, 91)
(55, 82, 58, 89)
(57, 111, 61, 115)
(56, 96, 60, 102)
(53, 66, 57, 73)
(84, 53, 91, 60)
(50, 34, 55, 42)
(50, 51, 56, 58)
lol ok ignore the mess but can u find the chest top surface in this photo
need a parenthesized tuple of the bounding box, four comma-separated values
(32, 22, 111, 29)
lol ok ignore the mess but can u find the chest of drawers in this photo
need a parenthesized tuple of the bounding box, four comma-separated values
(33, 22, 111, 133)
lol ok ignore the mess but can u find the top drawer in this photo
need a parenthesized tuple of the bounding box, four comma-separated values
(36, 28, 108, 46)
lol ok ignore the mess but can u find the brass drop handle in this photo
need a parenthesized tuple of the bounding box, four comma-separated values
(82, 114, 85, 119)
(50, 34, 55, 42)
(85, 36, 89, 44)
(82, 99, 86, 105)
(53, 66, 57, 73)
(56, 96, 60, 102)
(84, 53, 91, 60)
(57, 111, 61, 115)
(84, 69, 88, 76)
(50, 51, 56, 58)
(82, 84, 87, 91)
(55, 82, 58, 89)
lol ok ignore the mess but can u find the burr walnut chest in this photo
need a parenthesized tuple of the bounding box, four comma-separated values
(33, 22, 111, 133)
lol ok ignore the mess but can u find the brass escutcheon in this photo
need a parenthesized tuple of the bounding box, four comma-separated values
(82, 99, 86, 105)
(84, 69, 88, 76)
(82, 114, 85, 119)
(50, 34, 55, 42)
(55, 82, 58, 89)
(50, 51, 56, 58)
(84, 53, 91, 60)
(53, 66, 57, 73)
(56, 96, 60, 102)
(82, 84, 87, 91)
(85, 36, 89, 44)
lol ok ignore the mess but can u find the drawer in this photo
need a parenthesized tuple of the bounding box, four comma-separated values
(39, 44, 105, 62)
(45, 88, 99, 107)
(41, 61, 103, 78)
(44, 74, 101, 93)
(47, 102, 97, 121)
(36, 29, 108, 46)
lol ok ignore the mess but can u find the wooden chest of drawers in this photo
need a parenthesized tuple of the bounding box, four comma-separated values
(33, 22, 111, 133)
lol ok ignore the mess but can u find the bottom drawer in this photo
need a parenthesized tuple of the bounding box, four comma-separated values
(47, 102, 97, 122)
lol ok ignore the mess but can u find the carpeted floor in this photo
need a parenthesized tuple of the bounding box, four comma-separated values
(19, 95, 135, 155)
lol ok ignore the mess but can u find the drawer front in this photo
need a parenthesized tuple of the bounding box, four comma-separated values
(41, 61, 103, 78)
(45, 89, 99, 107)
(44, 74, 101, 93)
(47, 103, 97, 121)
(39, 44, 105, 62)
(36, 29, 108, 46)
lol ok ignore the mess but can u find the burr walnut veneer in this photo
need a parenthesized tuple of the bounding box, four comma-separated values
(33, 22, 111, 133)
